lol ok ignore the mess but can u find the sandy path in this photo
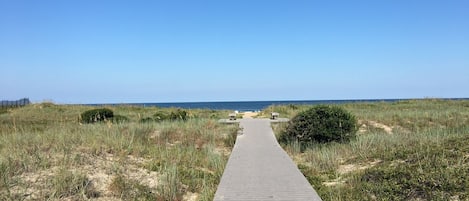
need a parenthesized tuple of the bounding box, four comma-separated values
(242, 112, 258, 119)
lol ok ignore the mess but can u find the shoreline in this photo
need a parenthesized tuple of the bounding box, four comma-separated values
(64, 98, 469, 111)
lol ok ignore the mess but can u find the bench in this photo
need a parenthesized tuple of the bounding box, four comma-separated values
(271, 112, 279, 120)
(229, 113, 237, 120)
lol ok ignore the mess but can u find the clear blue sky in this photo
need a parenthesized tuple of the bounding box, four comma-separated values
(1, 0, 468, 103)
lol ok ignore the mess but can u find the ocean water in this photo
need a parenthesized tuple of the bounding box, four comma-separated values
(118, 99, 406, 111)
(91, 98, 468, 112)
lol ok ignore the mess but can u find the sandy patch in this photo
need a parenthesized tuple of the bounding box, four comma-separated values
(12, 168, 58, 199)
(323, 179, 346, 187)
(242, 112, 258, 119)
(338, 159, 382, 175)
(10, 152, 158, 200)
(323, 159, 383, 187)
(390, 159, 406, 167)
(183, 192, 199, 201)
(358, 120, 394, 134)
(82, 153, 157, 197)
(214, 146, 231, 157)
(369, 121, 393, 134)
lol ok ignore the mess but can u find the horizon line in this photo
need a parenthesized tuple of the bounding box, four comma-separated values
(62, 97, 469, 105)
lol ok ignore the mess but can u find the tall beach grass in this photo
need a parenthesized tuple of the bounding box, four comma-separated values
(267, 99, 469, 200)
(0, 103, 238, 200)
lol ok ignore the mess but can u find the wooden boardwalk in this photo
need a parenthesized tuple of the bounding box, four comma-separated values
(214, 119, 322, 201)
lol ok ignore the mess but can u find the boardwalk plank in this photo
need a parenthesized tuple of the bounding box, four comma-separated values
(214, 119, 322, 201)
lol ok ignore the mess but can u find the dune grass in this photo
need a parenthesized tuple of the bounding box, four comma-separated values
(0, 103, 238, 200)
(266, 99, 469, 200)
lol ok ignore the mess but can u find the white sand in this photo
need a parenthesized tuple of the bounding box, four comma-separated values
(242, 112, 258, 119)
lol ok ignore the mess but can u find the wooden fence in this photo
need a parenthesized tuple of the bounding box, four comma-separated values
(0, 98, 31, 108)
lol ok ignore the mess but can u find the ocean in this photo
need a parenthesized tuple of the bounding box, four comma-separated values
(99, 99, 409, 112)
(89, 98, 469, 112)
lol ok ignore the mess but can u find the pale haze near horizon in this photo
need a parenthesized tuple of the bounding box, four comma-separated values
(1, 1, 468, 104)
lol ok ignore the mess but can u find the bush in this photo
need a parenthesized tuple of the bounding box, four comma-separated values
(139, 109, 188, 123)
(111, 115, 129, 123)
(169, 109, 187, 121)
(80, 108, 114, 123)
(283, 105, 357, 144)
(153, 111, 169, 121)
(139, 117, 154, 123)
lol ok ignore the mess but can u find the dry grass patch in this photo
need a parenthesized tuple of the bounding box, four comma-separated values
(273, 99, 469, 200)
(0, 104, 238, 200)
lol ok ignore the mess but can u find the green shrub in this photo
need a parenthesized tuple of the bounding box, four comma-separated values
(283, 105, 357, 144)
(169, 109, 187, 121)
(40, 102, 56, 108)
(139, 117, 154, 123)
(139, 109, 188, 123)
(80, 108, 114, 123)
(111, 115, 129, 123)
(153, 111, 169, 121)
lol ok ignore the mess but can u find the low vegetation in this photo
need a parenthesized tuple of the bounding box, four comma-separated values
(0, 103, 237, 200)
(281, 105, 357, 145)
(3, 99, 467, 200)
(266, 99, 469, 200)
(80, 108, 114, 123)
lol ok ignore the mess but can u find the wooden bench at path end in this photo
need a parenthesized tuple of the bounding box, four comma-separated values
(229, 113, 237, 120)
(271, 112, 279, 120)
